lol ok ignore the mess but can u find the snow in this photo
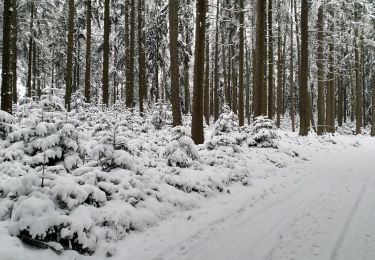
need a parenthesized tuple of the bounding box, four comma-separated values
(1, 98, 375, 259)
(1, 131, 375, 259)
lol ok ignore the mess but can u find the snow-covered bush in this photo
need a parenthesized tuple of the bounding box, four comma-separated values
(206, 107, 244, 152)
(164, 126, 199, 168)
(0, 110, 16, 140)
(213, 105, 239, 135)
(247, 116, 278, 148)
(151, 102, 172, 130)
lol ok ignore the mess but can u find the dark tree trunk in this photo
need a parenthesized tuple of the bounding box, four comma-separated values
(138, 0, 146, 115)
(26, 2, 34, 98)
(126, 0, 135, 108)
(169, 0, 182, 126)
(317, 4, 325, 134)
(267, 0, 274, 119)
(238, 0, 245, 126)
(355, 7, 362, 134)
(213, 0, 220, 121)
(12, 0, 17, 104)
(65, 0, 75, 111)
(254, 0, 266, 117)
(276, 10, 282, 127)
(204, 29, 210, 124)
(191, 0, 206, 144)
(85, 0, 92, 103)
(290, 0, 295, 132)
(299, 0, 309, 136)
(102, 0, 110, 106)
(1, 0, 15, 113)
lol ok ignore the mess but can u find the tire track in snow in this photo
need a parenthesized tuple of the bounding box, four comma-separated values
(331, 178, 369, 260)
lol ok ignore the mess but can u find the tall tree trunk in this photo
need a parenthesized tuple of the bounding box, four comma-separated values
(299, 0, 309, 136)
(254, 0, 266, 117)
(238, 0, 245, 126)
(1, 0, 14, 113)
(354, 7, 362, 134)
(204, 28, 210, 124)
(169, 0, 182, 126)
(138, 0, 146, 115)
(246, 47, 251, 124)
(191, 0, 206, 144)
(213, 0, 220, 121)
(26, 2, 34, 98)
(102, 0, 110, 106)
(317, 4, 325, 134)
(338, 75, 343, 126)
(126, 0, 135, 108)
(276, 11, 282, 127)
(12, 0, 17, 104)
(65, 0, 75, 111)
(85, 0, 91, 103)
(267, 0, 274, 119)
(290, 0, 295, 132)
(326, 8, 335, 133)
(184, 31, 191, 114)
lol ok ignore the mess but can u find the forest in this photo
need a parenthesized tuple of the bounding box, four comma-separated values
(0, 0, 375, 259)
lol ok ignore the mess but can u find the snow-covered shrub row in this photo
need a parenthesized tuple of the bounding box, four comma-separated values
(0, 98, 264, 256)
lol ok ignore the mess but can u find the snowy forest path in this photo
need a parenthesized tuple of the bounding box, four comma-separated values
(113, 138, 375, 260)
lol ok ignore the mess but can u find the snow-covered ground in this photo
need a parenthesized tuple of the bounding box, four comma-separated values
(1, 133, 374, 260)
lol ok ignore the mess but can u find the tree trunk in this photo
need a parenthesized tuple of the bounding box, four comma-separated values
(290, 0, 295, 132)
(12, 0, 17, 104)
(85, 0, 91, 103)
(326, 7, 335, 133)
(65, 0, 75, 111)
(102, 0, 110, 106)
(204, 29, 210, 124)
(276, 10, 282, 127)
(238, 0, 245, 126)
(299, 0, 309, 136)
(1, 0, 14, 113)
(213, 0, 220, 121)
(267, 0, 274, 119)
(184, 31, 191, 114)
(138, 0, 146, 115)
(254, 0, 266, 117)
(354, 7, 362, 134)
(317, 4, 325, 134)
(169, 0, 182, 126)
(191, 0, 206, 144)
(26, 2, 34, 98)
(126, 0, 135, 108)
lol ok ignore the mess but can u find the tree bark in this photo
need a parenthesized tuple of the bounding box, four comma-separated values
(238, 0, 245, 126)
(85, 0, 92, 103)
(102, 0, 110, 106)
(299, 0, 309, 136)
(126, 0, 135, 108)
(1, 0, 14, 113)
(213, 0, 220, 121)
(267, 0, 274, 119)
(65, 0, 75, 111)
(253, 0, 266, 117)
(138, 0, 146, 115)
(26, 1, 34, 98)
(169, 0, 182, 126)
(317, 4, 325, 134)
(191, 0, 206, 144)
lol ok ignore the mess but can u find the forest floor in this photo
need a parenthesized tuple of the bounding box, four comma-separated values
(1, 133, 375, 260)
